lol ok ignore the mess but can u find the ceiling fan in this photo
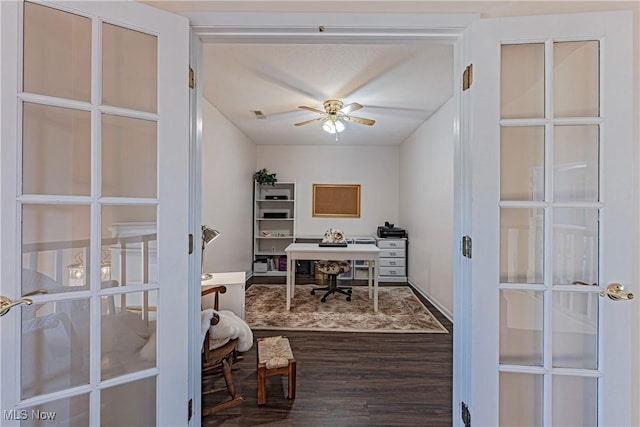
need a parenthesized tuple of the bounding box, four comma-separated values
(294, 99, 375, 134)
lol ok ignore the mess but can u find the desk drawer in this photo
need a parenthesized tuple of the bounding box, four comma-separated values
(380, 249, 405, 258)
(379, 258, 405, 268)
(379, 266, 405, 277)
(377, 239, 406, 249)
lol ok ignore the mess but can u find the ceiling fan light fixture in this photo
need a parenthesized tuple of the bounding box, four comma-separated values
(296, 99, 373, 134)
(322, 118, 345, 134)
(322, 120, 336, 134)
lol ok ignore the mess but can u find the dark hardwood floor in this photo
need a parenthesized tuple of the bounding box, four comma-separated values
(202, 278, 453, 427)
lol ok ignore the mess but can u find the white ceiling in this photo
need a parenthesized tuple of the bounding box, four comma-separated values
(143, 1, 637, 147)
(202, 42, 453, 146)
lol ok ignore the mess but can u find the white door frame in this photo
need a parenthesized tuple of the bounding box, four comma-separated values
(188, 30, 205, 426)
(187, 12, 477, 426)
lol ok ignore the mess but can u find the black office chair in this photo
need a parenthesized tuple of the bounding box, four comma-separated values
(311, 229, 352, 302)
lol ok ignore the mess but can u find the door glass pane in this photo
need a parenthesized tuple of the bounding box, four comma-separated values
(554, 41, 599, 117)
(102, 23, 157, 113)
(101, 291, 157, 381)
(552, 376, 597, 426)
(500, 372, 543, 426)
(500, 126, 544, 201)
(22, 204, 92, 294)
(101, 377, 156, 426)
(102, 206, 158, 288)
(552, 292, 598, 369)
(22, 394, 89, 427)
(500, 290, 543, 366)
(501, 44, 545, 119)
(553, 125, 599, 202)
(22, 103, 91, 196)
(552, 208, 598, 286)
(21, 300, 90, 399)
(23, 2, 91, 102)
(102, 114, 157, 198)
(500, 208, 544, 283)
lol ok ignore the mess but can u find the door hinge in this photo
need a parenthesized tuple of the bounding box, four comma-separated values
(188, 398, 193, 421)
(461, 401, 471, 427)
(189, 66, 195, 89)
(462, 64, 473, 91)
(462, 235, 472, 259)
(188, 234, 194, 254)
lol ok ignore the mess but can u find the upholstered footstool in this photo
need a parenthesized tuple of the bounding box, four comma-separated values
(257, 336, 296, 405)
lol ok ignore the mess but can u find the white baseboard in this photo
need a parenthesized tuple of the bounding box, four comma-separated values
(407, 279, 453, 323)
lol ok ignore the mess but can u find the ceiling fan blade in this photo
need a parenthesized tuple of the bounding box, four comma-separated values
(344, 115, 375, 126)
(340, 102, 363, 114)
(294, 117, 324, 126)
(298, 105, 326, 115)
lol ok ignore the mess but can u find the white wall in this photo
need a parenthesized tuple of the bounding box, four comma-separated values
(399, 97, 455, 317)
(254, 145, 399, 237)
(201, 98, 256, 275)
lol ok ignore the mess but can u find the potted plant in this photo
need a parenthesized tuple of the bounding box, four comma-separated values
(254, 168, 277, 186)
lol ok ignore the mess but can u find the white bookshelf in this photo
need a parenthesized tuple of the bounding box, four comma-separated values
(253, 181, 296, 276)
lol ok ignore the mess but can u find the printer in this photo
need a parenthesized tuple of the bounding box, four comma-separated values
(377, 221, 407, 238)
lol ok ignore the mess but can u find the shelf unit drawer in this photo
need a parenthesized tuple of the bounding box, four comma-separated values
(379, 258, 405, 268)
(379, 267, 405, 277)
(377, 239, 406, 249)
(380, 248, 405, 258)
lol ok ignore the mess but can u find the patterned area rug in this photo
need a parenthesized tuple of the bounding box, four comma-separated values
(245, 284, 448, 333)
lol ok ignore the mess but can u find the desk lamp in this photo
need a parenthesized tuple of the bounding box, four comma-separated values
(201, 225, 220, 280)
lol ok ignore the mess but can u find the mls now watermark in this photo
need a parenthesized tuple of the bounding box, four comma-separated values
(4, 409, 57, 421)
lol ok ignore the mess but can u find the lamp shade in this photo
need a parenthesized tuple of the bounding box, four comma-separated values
(202, 226, 220, 244)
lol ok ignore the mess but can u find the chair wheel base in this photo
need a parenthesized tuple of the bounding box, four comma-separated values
(310, 290, 315, 295)
(321, 297, 327, 302)
(346, 297, 351, 302)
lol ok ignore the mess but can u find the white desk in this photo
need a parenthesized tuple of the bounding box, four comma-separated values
(284, 243, 381, 312)
(201, 271, 246, 318)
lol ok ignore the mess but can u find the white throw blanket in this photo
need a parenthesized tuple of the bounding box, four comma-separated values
(201, 309, 253, 352)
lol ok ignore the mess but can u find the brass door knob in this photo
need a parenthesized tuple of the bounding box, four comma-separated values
(599, 283, 634, 301)
(0, 296, 33, 317)
(0, 289, 47, 317)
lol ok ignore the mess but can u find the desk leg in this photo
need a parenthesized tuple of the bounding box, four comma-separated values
(367, 261, 373, 299)
(286, 257, 292, 311)
(373, 261, 379, 312)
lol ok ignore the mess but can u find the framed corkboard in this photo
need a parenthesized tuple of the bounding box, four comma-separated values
(312, 184, 361, 218)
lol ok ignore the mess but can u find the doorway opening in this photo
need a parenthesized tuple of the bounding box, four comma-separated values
(190, 13, 476, 424)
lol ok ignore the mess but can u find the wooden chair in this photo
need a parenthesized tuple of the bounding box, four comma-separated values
(201, 285, 245, 417)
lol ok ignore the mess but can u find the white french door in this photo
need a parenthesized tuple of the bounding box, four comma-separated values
(466, 11, 634, 426)
(1, 1, 190, 425)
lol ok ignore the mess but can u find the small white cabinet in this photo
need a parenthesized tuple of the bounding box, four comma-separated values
(201, 271, 246, 319)
(253, 181, 296, 276)
(376, 238, 407, 282)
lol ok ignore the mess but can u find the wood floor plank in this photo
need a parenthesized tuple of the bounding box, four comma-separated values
(202, 281, 453, 426)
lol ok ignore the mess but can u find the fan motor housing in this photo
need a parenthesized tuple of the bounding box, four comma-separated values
(323, 99, 343, 114)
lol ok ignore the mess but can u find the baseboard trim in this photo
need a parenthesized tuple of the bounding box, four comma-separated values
(408, 279, 453, 323)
